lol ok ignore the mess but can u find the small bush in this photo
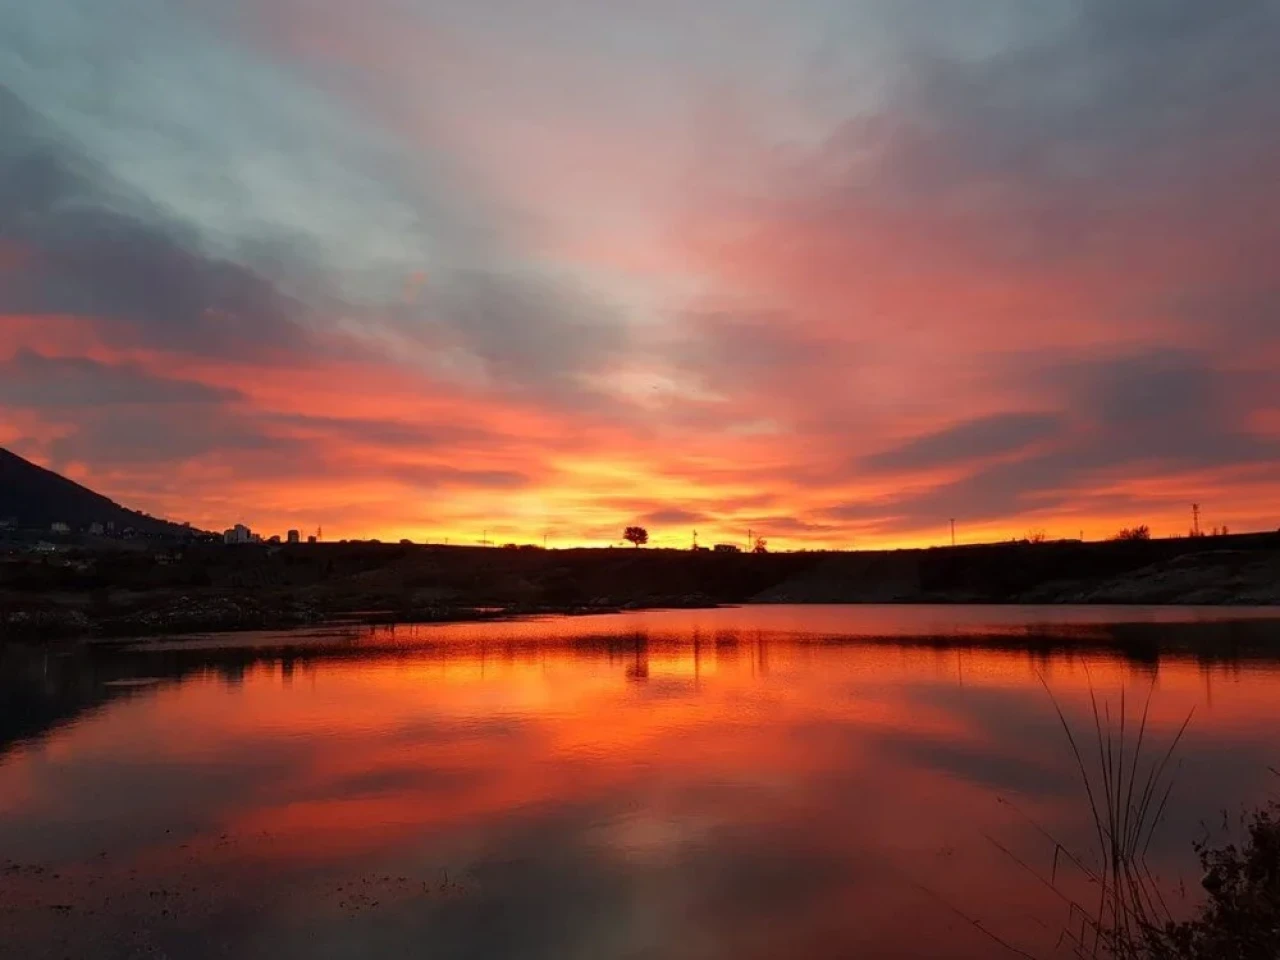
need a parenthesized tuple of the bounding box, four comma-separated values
(1142, 802, 1280, 959)
(1113, 525, 1152, 541)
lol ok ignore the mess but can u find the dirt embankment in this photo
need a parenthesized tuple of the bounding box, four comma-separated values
(753, 537, 1280, 605)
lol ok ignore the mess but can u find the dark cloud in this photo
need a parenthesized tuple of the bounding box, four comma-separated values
(0, 351, 241, 409)
(2, 79, 633, 414)
(640, 507, 707, 526)
(263, 413, 515, 455)
(1047, 349, 1274, 468)
(828, 452, 1073, 527)
(388, 464, 531, 491)
(875, 731, 1070, 799)
(863, 0, 1280, 217)
(735, 515, 843, 538)
(862, 413, 1063, 474)
(831, 349, 1279, 529)
(44, 407, 300, 470)
(412, 269, 629, 399)
(0, 85, 308, 359)
(0, 351, 285, 472)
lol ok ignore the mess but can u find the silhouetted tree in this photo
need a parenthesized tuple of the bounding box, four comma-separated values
(623, 526, 649, 548)
(1113, 525, 1151, 541)
(752, 536, 768, 554)
(1026, 529, 1048, 544)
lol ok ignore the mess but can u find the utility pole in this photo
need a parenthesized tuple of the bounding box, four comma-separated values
(747, 528, 753, 550)
(1191, 503, 1201, 537)
(949, 518, 956, 547)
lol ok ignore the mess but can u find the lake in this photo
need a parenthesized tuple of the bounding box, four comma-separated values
(3, 605, 1280, 959)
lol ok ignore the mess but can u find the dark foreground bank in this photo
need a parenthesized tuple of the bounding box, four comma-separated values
(2, 532, 1279, 639)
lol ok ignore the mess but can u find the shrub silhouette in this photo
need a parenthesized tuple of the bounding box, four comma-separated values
(1113, 525, 1152, 541)
(1141, 801, 1280, 959)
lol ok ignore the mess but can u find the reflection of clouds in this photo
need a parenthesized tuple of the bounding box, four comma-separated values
(875, 730, 1072, 798)
(3, 619, 1280, 957)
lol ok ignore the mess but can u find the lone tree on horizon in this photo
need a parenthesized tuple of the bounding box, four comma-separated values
(624, 525, 649, 548)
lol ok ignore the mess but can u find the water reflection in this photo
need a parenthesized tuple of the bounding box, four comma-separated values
(2, 606, 1279, 959)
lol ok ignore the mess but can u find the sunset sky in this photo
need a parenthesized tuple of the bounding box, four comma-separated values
(2, 0, 1278, 548)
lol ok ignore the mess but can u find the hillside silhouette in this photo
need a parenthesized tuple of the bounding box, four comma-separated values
(0, 447, 191, 536)
(2, 449, 1279, 640)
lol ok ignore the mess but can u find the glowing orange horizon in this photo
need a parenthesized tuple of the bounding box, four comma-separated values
(2, 3, 1277, 547)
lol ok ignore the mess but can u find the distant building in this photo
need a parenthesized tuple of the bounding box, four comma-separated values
(268, 535, 281, 544)
(251, 533, 263, 544)
(287, 529, 300, 544)
(50, 521, 71, 534)
(224, 524, 253, 545)
(307, 535, 317, 544)
(88, 522, 105, 536)
(713, 543, 740, 553)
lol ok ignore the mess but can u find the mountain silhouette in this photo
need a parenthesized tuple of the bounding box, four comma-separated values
(0, 447, 193, 535)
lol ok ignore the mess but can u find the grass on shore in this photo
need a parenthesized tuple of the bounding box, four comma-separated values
(980, 677, 1278, 960)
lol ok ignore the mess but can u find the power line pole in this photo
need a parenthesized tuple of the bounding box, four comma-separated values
(1191, 503, 1201, 537)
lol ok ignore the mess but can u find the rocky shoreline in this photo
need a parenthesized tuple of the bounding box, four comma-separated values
(0, 592, 725, 642)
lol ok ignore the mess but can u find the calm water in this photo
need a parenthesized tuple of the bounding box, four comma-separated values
(3, 605, 1279, 959)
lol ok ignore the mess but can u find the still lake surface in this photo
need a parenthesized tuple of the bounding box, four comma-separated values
(3, 605, 1279, 959)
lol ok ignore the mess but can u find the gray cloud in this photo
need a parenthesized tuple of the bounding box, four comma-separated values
(861, 0, 1280, 211)
(411, 268, 629, 402)
(45, 406, 300, 469)
(1, 1, 633, 402)
(640, 507, 707, 526)
(389, 463, 532, 491)
(1047, 349, 1274, 468)
(0, 352, 241, 409)
(862, 412, 1063, 474)
(831, 349, 1279, 529)
(0, 85, 309, 358)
